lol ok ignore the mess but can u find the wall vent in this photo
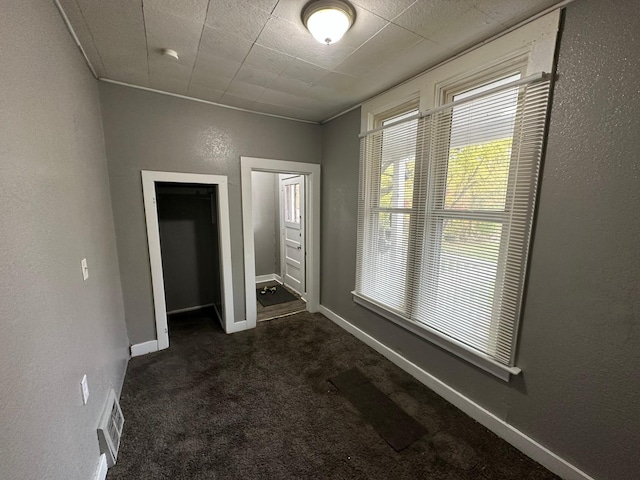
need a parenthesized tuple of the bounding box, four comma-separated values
(97, 389, 124, 467)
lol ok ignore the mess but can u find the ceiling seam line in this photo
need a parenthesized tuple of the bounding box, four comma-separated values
(141, 0, 151, 86)
(224, 11, 275, 105)
(53, 0, 98, 78)
(269, 0, 280, 15)
(70, 0, 107, 74)
(72, 0, 107, 74)
(186, 0, 213, 95)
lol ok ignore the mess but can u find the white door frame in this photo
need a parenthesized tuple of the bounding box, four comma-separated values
(141, 170, 235, 350)
(241, 157, 321, 330)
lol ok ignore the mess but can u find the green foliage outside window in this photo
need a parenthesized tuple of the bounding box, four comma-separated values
(442, 137, 513, 261)
(375, 137, 512, 261)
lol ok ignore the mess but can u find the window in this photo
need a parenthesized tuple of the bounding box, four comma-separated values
(284, 182, 300, 224)
(356, 61, 554, 378)
(418, 73, 525, 360)
(357, 107, 419, 312)
(357, 73, 551, 374)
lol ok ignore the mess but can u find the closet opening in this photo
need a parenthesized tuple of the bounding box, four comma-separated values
(142, 171, 236, 351)
(156, 182, 222, 334)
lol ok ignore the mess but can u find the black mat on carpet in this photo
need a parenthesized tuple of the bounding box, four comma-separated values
(330, 367, 427, 451)
(256, 285, 297, 307)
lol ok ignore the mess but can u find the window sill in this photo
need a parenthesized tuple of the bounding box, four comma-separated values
(351, 292, 521, 382)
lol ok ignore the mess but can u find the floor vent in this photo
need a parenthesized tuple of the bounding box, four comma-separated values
(97, 389, 124, 467)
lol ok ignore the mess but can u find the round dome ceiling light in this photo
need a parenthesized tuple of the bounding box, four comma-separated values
(302, 0, 355, 45)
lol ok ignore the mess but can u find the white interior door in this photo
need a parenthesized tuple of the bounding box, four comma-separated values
(281, 175, 305, 295)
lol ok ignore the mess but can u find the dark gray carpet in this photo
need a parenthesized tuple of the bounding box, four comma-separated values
(107, 310, 558, 480)
(330, 367, 427, 451)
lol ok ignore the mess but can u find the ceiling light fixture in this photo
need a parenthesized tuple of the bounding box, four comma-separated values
(302, 0, 355, 45)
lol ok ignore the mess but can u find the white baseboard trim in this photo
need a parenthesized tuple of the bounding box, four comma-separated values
(130, 340, 159, 357)
(225, 320, 248, 334)
(318, 305, 595, 480)
(93, 454, 108, 480)
(167, 303, 216, 315)
(255, 273, 282, 284)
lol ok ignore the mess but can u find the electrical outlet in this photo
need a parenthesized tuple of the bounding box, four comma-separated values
(81, 258, 89, 281)
(81, 374, 89, 405)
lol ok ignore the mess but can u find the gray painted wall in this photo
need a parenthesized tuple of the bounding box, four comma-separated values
(157, 184, 221, 312)
(252, 171, 280, 277)
(320, 2, 640, 479)
(0, 1, 130, 479)
(100, 83, 321, 344)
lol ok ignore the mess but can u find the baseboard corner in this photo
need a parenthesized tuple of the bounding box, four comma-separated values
(255, 273, 282, 284)
(224, 320, 248, 334)
(130, 339, 159, 357)
(93, 453, 108, 480)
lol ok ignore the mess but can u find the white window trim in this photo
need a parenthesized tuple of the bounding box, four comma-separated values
(356, 11, 560, 381)
(362, 11, 559, 131)
(352, 292, 521, 381)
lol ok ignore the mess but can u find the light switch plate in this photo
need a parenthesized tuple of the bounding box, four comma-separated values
(81, 258, 89, 281)
(81, 374, 89, 405)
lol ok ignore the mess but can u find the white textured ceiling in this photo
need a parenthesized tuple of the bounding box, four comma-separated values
(58, 0, 563, 122)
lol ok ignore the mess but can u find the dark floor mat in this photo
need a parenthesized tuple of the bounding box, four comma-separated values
(330, 367, 427, 451)
(257, 285, 297, 307)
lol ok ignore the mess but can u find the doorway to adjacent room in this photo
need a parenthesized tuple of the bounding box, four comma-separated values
(241, 157, 321, 329)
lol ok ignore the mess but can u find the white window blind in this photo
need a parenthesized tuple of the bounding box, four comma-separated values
(355, 73, 552, 367)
